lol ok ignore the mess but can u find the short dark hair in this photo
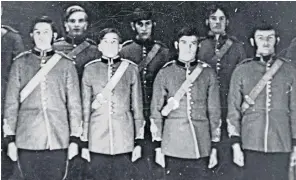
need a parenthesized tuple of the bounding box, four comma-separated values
(130, 8, 154, 23)
(97, 28, 122, 44)
(30, 16, 58, 33)
(64, 5, 88, 22)
(176, 27, 199, 42)
(250, 22, 278, 39)
(205, 4, 229, 20)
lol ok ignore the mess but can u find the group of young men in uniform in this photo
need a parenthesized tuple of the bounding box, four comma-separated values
(1, 3, 296, 180)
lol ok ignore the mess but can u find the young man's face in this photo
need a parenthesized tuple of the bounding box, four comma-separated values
(208, 9, 227, 34)
(32, 22, 53, 48)
(65, 11, 88, 37)
(134, 20, 153, 40)
(177, 35, 198, 61)
(99, 32, 120, 58)
(254, 29, 276, 56)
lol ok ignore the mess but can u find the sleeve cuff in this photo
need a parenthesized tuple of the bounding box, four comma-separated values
(292, 138, 296, 146)
(70, 136, 80, 145)
(229, 136, 241, 145)
(4, 135, 16, 145)
(135, 139, 145, 147)
(153, 140, 161, 149)
(211, 141, 219, 149)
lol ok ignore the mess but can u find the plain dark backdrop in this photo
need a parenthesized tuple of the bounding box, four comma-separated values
(2, 1, 296, 57)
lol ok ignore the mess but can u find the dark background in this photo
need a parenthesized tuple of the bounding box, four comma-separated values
(2, 1, 296, 57)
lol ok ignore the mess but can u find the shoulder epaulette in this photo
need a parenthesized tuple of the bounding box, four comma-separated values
(2, 25, 19, 33)
(84, 59, 101, 67)
(238, 58, 253, 65)
(121, 40, 134, 47)
(86, 38, 97, 45)
(278, 57, 292, 63)
(55, 51, 74, 61)
(54, 37, 65, 43)
(154, 40, 167, 48)
(162, 60, 175, 68)
(198, 60, 211, 68)
(13, 50, 31, 61)
(121, 58, 137, 66)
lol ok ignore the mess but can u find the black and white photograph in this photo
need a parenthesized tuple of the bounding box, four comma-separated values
(1, 1, 296, 180)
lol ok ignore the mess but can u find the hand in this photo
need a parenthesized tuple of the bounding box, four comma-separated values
(150, 119, 161, 142)
(232, 143, 244, 167)
(7, 142, 18, 161)
(208, 148, 218, 168)
(290, 147, 296, 167)
(68, 142, 78, 160)
(131, 146, 142, 162)
(81, 148, 91, 162)
(155, 148, 165, 168)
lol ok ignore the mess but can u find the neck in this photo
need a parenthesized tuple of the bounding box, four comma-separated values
(35, 45, 52, 51)
(215, 34, 220, 40)
(178, 57, 195, 63)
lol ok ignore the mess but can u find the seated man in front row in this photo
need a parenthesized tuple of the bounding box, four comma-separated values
(80, 28, 146, 180)
(150, 27, 222, 180)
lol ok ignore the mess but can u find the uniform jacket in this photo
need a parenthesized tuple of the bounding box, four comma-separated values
(53, 35, 101, 81)
(3, 48, 82, 150)
(82, 56, 145, 155)
(227, 56, 296, 153)
(120, 38, 170, 119)
(198, 34, 246, 121)
(1, 25, 25, 113)
(150, 59, 221, 159)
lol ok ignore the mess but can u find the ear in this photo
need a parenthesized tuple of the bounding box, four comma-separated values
(226, 19, 229, 26)
(30, 33, 33, 38)
(174, 41, 179, 50)
(250, 38, 255, 47)
(153, 22, 156, 27)
(276, 37, 280, 45)
(205, 19, 209, 26)
(130, 22, 135, 31)
(64, 22, 69, 32)
(53, 32, 58, 40)
(84, 22, 88, 30)
(98, 43, 102, 52)
(119, 44, 122, 52)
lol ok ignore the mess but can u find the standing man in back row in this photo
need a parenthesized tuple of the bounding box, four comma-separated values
(198, 4, 246, 178)
(120, 7, 170, 180)
(53, 5, 101, 82)
(53, 5, 101, 180)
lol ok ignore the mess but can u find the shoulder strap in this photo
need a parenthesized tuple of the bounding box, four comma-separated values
(241, 59, 284, 113)
(211, 38, 233, 62)
(138, 44, 161, 72)
(91, 61, 130, 109)
(161, 65, 204, 116)
(67, 41, 90, 58)
(20, 53, 63, 103)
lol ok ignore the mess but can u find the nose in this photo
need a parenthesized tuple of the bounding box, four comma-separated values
(141, 25, 147, 31)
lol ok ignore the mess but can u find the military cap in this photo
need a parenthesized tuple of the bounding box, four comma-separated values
(130, 8, 154, 22)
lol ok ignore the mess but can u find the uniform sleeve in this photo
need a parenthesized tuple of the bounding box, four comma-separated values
(3, 60, 21, 138)
(207, 69, 222, 143)
(81, 67, 92, 142)
(66, 62, 83, 138)
(131, 66, 145, 139)
(150, 69, 167, 140)
(226, 66, 243, 144)
(12, 33, 25, 58)
(290, 66, 296, 146)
